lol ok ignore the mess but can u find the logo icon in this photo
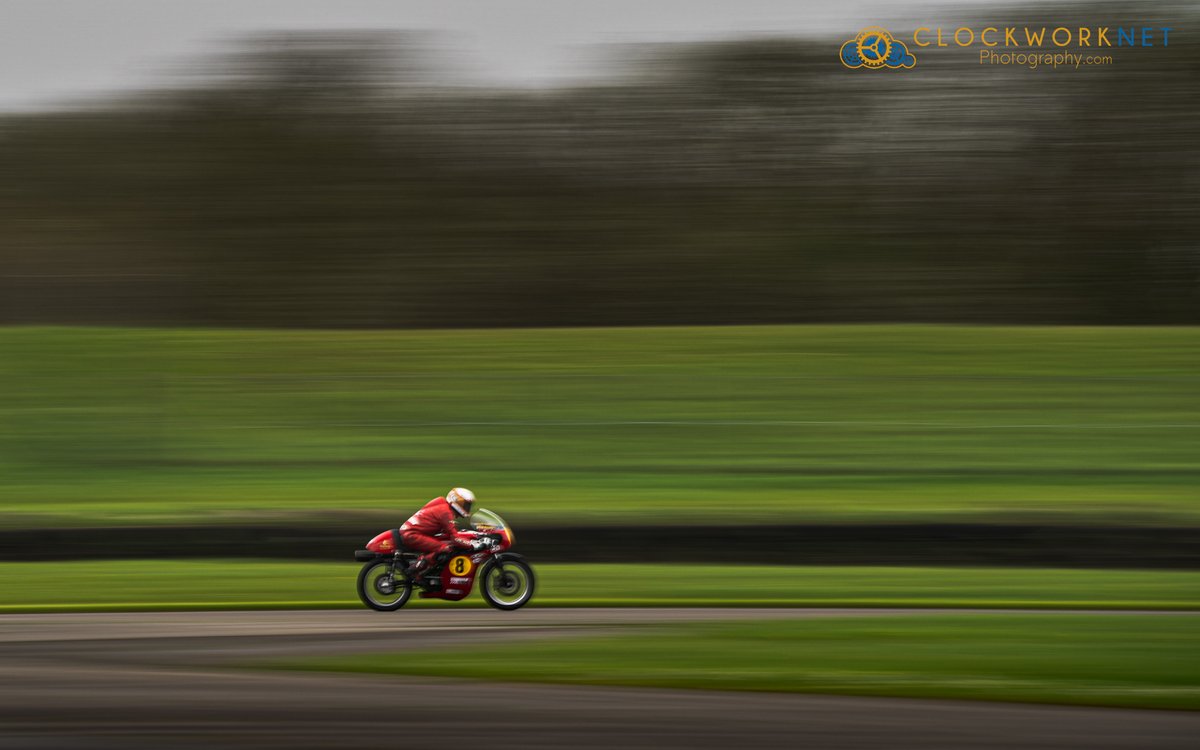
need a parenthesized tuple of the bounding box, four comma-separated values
(840, 27, 916, 69)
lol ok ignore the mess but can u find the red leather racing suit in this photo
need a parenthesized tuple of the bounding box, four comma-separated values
(399, 496, 477, 569)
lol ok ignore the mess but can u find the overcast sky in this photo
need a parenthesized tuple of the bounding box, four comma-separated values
(5, 0, 1043, 110)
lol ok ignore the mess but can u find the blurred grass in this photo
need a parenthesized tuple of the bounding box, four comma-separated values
(2, 325, 1198, 527)
(278, 615, 1200, 710)
(0, 562, 1197, 612)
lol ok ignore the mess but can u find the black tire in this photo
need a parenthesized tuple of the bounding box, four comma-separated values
(479, 558, 535, 611)
(357, 560, 412, 611)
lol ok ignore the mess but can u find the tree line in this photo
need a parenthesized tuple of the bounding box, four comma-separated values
(2, 4, 1196, 327)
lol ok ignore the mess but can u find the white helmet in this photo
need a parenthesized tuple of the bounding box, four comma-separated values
(447, 487, 476, 517)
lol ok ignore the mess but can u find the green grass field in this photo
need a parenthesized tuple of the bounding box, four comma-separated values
(1, 562, 1197, 612)
(2, 325, 1198, 527)
(277, 615, 1200, 710)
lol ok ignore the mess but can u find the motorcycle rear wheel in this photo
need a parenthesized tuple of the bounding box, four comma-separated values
(357, 560, 412, 611)
(480, 558, 535, 611)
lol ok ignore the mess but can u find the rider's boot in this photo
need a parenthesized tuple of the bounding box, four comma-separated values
(403, 557, 429, 581)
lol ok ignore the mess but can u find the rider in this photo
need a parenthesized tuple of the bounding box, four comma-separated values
(400, 488, 491, 579)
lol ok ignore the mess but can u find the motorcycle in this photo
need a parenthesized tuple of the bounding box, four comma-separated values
(353, 507, 535, 611)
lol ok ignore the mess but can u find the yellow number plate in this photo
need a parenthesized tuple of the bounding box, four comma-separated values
(448, 555, 474, 576)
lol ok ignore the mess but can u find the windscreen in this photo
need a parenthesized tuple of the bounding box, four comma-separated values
(468, 508, 508, 532)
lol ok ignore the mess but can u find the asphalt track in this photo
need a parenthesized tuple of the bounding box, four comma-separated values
(1, 608, 1197, 749)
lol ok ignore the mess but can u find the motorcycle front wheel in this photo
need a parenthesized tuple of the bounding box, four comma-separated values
(357, 560, 412, 611)
(480, 558, 535, 611)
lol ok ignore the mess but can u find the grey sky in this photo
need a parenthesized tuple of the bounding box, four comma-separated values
(4, 0, 1025, 110)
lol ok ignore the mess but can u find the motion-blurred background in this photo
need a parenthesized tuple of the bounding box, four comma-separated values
(1, 0, 1197, 565)
(2, 5, 1200, 741)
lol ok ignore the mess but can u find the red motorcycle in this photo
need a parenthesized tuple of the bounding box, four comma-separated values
(354, 508, 535, 611)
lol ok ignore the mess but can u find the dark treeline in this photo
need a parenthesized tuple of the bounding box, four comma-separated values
(2, 4, 1197, 327)
(2, 523, 1197, 568)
